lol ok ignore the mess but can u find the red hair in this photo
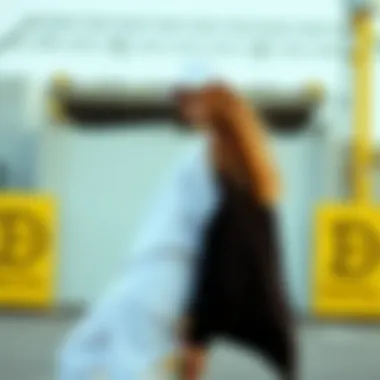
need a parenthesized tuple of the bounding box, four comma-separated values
(199, 83, 280, 205)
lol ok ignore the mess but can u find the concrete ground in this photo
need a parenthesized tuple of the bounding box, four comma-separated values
(0, 315, 379, 380)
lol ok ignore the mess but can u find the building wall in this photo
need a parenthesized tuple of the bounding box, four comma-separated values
(1, 1, 379, 313)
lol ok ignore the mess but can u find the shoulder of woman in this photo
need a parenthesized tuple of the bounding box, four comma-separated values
(174, 136, 214, 179)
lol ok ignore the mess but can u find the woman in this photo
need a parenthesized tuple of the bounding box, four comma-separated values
(177, 83, 296, 380)
(58, 82, 294, 380)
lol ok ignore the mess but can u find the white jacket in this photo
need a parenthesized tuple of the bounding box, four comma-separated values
(57, 138, 220, 380)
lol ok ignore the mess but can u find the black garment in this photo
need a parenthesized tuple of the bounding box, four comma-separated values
(186, 176, 296, 380)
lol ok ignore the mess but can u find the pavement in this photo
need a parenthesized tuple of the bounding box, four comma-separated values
(1, 315, 379, 380)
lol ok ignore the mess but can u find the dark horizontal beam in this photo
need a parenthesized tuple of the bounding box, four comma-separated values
(57, 94, 316, 133)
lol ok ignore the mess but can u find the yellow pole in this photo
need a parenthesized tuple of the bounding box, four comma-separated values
(351, 8, 375, 203)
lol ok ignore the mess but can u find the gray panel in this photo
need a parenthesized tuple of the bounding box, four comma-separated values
(0, 161, 7, 187)
(0, 129, 39, 189)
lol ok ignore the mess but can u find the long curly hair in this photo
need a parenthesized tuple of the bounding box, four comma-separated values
(196, 83, 280, 205)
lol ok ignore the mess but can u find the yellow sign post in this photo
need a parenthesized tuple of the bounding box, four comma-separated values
(0, 195, 56, 308)
(351, 8, 375, 203)
(312, 5, 379, 318)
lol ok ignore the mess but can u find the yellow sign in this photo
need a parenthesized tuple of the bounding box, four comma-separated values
(0, 195, 56, 308)
(313, 204, 380, 318)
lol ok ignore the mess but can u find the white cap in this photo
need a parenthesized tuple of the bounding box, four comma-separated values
(176, 61, 220, 89)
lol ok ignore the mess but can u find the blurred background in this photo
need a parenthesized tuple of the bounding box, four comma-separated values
(1, 0, 380, 379)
